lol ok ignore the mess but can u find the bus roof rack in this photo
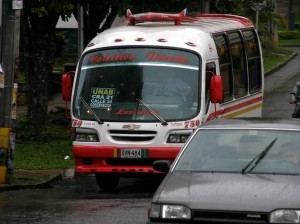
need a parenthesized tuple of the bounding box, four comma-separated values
(125, 9, 253, 28)
(125, 8, 199, 25)
(197, 13, 253, 27)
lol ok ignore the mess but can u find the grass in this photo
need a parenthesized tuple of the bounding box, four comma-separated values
(262, 33, 300, 73)
(15, 141, 73, 170)
(14, 109, 74, 170)
(263, 47, 295, 73)
(279, 38, 300, 47)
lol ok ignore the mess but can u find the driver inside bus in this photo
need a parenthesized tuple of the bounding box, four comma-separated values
(163, 76, 192, 102)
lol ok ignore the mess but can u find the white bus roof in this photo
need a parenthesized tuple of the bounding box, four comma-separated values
(84, 11, 254, 56)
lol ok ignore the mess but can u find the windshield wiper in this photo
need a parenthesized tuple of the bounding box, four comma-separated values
(80, 97, 104, 124)
(136, 98, 168, 126)
(241, 138, 277, 174)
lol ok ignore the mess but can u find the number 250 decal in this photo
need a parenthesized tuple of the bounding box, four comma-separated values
(184, 120, 200, 129)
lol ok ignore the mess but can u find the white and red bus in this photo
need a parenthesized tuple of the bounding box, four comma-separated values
(62, 9, 264, 191)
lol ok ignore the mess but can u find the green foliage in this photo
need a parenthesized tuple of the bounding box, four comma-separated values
(210, 0, 244, 15)
(15, 108, 71, 142)
(263, 48, 294, 73)
(279, 39, 300, 47)
(128, 0, 200, 14)
(56, 30, 78, 56)
(26, 0, 74, 18)
(55, 33, 67, 57)
(278, 31, 300, 40)
(15, 108, 73, 170)
(15, 140, 73, 170)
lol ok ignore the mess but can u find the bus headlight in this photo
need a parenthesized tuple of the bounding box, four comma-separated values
(148, 203, 191, 220)
(270, 209, 300, 223)
(74, 128, 99, 142)
(168, 134, 181, 143)
(167, 130, 193, 143)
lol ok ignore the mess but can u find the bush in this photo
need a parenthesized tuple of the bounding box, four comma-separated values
(15, 108, 71, 143)
(278, 31, 300, 40)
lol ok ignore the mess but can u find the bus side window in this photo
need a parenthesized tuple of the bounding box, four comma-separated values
(242, 29, 262, 94)
(227, 32, 247, 99)
(213, 34, 233, 102)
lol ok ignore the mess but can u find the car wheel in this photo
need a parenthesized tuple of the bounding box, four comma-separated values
(95, 173, 120, 192)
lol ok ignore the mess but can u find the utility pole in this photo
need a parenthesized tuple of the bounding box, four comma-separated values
(0, 0, 22, 177)
(77, 3, 84, 56)
(0, 0, 21, 128)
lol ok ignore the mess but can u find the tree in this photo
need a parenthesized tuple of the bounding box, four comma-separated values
(210, 0, 280, 49)
(210, 0, 244, 15)
(73, 0, 127, 47)
(75, 0, 200, 48)
(21, 0, 75, 137)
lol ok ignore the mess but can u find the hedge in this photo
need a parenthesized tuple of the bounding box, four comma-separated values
(278, 30, 300, 40)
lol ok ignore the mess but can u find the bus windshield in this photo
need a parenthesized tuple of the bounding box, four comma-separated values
(73, 48, 200, 122)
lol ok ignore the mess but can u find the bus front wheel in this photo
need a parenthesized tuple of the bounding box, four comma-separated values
(95, 173, 120, 192)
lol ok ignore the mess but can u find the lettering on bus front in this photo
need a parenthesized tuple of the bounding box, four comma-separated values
(88, 51, 189, 65)
(145, 52, 188, 63)
(90, 54, 136, 63)
(115, 108, 160, 115)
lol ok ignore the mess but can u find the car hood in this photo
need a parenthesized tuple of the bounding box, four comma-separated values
(153, 172, 300, 212)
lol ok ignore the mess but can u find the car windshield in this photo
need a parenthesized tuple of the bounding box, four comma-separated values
(73, 48, 200, 122)
(175, 129, 300, 175)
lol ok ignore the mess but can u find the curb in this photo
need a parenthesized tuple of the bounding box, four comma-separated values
(265, 51, 298, 77)
(0, 168, 75, 191)
(0, 173, 63, 191)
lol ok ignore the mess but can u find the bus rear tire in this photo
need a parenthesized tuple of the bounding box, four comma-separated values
(95, 173, 120, 192)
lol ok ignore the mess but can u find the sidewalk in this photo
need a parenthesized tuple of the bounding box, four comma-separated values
(0, 168, 75, 191)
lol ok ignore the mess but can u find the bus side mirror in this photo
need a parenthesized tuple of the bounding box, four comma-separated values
(210, 75, 223, 103)
(62, 71, 75, 101)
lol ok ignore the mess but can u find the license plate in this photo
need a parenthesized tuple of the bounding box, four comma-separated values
(116, 148, 148, 159)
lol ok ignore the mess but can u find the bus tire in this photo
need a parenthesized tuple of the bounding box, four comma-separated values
(95, 173, 120, 192)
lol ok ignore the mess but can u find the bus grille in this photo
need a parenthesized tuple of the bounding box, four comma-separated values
(192, 210, 269, 223)
(109, 130, 157, 142)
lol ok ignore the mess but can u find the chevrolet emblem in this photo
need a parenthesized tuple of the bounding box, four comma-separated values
(123, 124, 140, 130)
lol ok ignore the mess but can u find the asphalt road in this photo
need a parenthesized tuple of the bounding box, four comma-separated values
(262, 47, 300, 118)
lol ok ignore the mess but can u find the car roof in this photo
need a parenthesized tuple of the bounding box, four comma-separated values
(200, 118, 300, 130)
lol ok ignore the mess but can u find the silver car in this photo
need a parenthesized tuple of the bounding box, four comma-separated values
(148, 118, 300, 224)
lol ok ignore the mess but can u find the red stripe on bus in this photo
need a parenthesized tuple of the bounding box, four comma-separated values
(206, 96, 263, 121)
(73, 145, 181, 159)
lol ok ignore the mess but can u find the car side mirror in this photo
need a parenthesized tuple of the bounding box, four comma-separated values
(153, 160, 171, 173)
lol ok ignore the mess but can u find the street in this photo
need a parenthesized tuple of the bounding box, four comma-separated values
(262, 47, 300, 118)
(0, 47, 299, 224)
(0, 175, 160, 224)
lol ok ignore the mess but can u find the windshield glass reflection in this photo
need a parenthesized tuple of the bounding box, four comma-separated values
(73, 48, 200, 122)
(175, 129, 300, 175)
